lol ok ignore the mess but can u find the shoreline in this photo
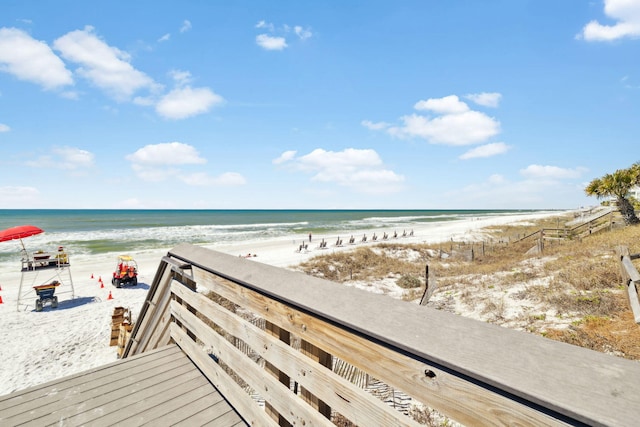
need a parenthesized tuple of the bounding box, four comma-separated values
(0, 209, 572, 395)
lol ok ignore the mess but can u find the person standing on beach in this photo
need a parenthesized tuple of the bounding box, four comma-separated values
(309, 232, 312, 242)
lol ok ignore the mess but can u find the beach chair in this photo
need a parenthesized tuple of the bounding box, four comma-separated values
(361, 234, 367, 243)
(349, 236, 356, 244)
(372, 233, 378, 241)
(382, 232, 388, 240)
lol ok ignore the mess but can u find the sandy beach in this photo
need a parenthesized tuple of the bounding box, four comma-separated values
(0, 210, 570, 396)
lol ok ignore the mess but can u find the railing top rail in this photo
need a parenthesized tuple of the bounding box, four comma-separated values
(167, 243, 640, 426)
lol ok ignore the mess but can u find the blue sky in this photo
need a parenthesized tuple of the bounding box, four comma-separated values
(1, 1, 639, 210)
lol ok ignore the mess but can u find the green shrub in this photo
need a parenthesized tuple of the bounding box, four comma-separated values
(396, 274, 422, 289)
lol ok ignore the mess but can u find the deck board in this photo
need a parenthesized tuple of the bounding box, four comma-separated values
(0, 344, 247, 427)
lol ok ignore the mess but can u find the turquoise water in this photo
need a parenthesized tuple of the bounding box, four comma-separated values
(0, 209, 544, 263)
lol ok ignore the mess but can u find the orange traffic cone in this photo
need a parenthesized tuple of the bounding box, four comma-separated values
(0, 294, 3, 304)
(100, 281, 104, 289)
(98, 276, 102, 282)
(91, 273, 94, 279)
(107, 291, 113, 300)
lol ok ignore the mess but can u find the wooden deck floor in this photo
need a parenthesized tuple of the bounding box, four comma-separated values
(0, 344, 247, 426)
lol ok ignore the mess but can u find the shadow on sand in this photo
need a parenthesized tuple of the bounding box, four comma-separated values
(111, 282, 150, 290)
(31, 296, 98, 312)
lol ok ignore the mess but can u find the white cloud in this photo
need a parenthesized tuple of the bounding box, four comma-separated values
(256, 34, 287, 50)
(294, 26, 313, 40)
(53, 26, 157, 100)
(180, 20, 192, 33)
(0, 27, 73, 90)
(169, 69, 192, 87)
(377, 95, 501, 146)
(414, 95, 469, 114)
(520, 164, 587, 179)
(0, 123, 10, 132)
(255, 21, 312, 50)
(53, 146, 95, 169)
(25, 146, 94, 171)
(126, 142, 206, 165)
(488, 174, 505, 184)
(155, 86, 225, 120)
(126, 142, 215, 182)
(460, 142, 510, 159)
(277, 148, 405, 194)
(255, 21, 275, 32)
(465, 92, 502, 108)
(389, 110, 500, 146)
(578, 0, 640, 41)
(272, 150, 297, 164)
(158, 33, 170, 42)
(361, 120, 389, 131)
(179, 171, 246, 186)
(125, 143, 244, 186)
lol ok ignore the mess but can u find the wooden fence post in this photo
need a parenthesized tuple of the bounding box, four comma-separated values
(300, 340, 332, 419)
(265, 322, 292, 426)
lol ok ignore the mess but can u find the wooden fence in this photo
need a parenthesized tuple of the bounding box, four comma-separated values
(122, 243, 640, 426)
(618, 245, 640, 324)
(513, 209, 620, 246)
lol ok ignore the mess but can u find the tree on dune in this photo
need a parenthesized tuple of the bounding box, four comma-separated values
(585, 163, 640, 225)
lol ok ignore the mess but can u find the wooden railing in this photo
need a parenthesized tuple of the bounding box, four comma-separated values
(618, 245, 640, 324)
(513, 209, 619, 244)
(123, 243, 640, 426)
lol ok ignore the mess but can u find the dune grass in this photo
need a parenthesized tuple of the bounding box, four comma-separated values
(297, 214, 640, 360)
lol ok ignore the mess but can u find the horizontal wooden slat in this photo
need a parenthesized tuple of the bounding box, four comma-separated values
(622, 256, 640, 282)
(170, 304, 334, 427)
(193, 266, 563, 426)
(170, 325, 278, 427)
(171, 284, 420, 426)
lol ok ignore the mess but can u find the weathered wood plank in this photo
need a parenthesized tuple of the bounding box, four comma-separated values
(622, 256, 640, 282)
(59, 367, 206, 426)
(173, 294, 422, 426)
(123, 385, 219, 426)
(84, 371, 214, 426)
(172, 285, 421, 426)
(299, 339, 332, 420)
(0, 345, 181, 417)
(193, 267, 563, 426)
(264, 320, 292, 426)
(618, 246, 640, 324)
(170, 394, 240, 426)
(170, 302, 334, 427)
(199, 409, 249, 427)
(126, 261, 174, 355)
(171, 324, 277, 427)
(135, 275, 174, 353)
(13, 358, 195, 426)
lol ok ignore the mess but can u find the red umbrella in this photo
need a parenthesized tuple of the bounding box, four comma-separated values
(0, 225, 44, 251)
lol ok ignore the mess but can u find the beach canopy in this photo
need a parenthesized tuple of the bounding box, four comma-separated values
(0, 225, 44, 251)
(0, 225, 44, 243)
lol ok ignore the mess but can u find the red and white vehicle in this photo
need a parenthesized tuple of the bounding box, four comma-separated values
(112, 255, 138, 288)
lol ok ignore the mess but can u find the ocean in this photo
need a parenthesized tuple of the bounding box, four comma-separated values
(0, 209, 543, 266)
